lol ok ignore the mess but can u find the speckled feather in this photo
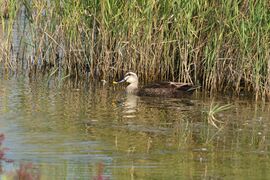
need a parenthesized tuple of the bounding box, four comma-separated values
(137, 82, 196, 97)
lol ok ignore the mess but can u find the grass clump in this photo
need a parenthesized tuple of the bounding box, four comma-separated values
(203, 102, 232, 129)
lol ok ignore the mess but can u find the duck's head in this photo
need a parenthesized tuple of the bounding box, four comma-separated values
(113, 72, 138, 84)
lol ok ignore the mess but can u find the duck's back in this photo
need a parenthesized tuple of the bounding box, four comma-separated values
(137, 82, 197, 98)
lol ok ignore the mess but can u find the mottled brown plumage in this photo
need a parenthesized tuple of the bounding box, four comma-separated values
(137, 82, 197, 98)
(114, 72, 199, 98)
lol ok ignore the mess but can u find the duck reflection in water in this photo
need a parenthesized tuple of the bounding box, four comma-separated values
(123, 94, 138, 118)
(114, 72, 198, 118)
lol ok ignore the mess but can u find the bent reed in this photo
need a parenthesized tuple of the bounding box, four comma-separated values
(0, 0, 269, 99)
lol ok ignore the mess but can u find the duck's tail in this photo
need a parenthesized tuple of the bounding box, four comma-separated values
(176, 84, 200, 92)
(187, 85, 201, 92)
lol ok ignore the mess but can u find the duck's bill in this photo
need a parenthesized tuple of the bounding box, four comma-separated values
(113, 78, 126, 84)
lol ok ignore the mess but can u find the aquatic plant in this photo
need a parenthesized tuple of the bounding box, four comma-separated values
(0, 133, 14, 163)
(15, 163, 40, 180)
(203, 102, 232, 128)
(0, 133, 40, 179)
(0, 0, 269, 99)
(93, 162, 110, 180)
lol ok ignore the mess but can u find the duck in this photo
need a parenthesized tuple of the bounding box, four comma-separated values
(113, 72, 199, 98)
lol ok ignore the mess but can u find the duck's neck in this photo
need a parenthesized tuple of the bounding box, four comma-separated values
(126, 82, 138, 94)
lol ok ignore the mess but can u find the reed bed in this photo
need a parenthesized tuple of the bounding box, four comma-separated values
(0, 0, 269, 99)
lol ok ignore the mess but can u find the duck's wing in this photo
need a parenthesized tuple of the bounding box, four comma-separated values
(172, 83, 200, 92)
(138, 82, 199, 97)
(142, 82, 177, 89)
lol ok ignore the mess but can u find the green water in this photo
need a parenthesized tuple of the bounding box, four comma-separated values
(0, 76, 270, 179)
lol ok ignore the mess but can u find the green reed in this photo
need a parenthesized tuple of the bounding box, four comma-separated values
(0, 0, 17, 69)
(203, 102, 232, 129)
(0, 0, 269, 99)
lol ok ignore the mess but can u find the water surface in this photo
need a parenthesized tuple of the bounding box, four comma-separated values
(0, 76, 270, 179)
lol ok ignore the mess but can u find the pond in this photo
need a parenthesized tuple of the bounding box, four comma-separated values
(0, 75, 270, 179)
